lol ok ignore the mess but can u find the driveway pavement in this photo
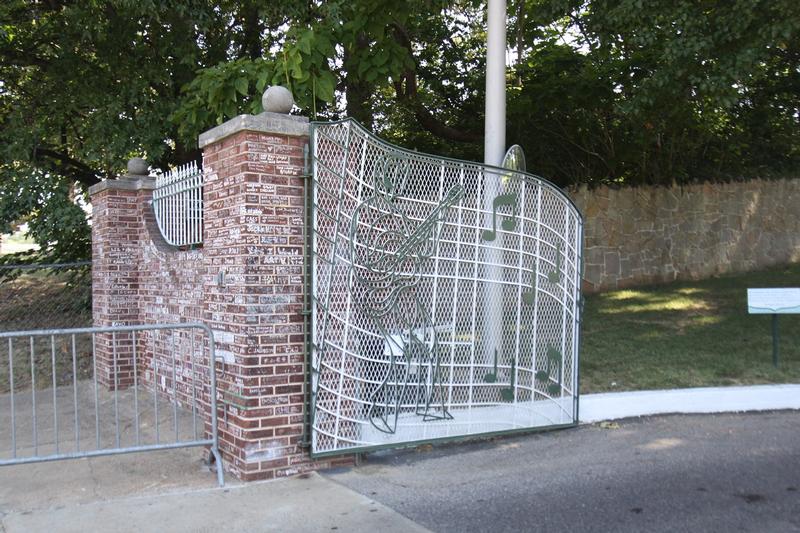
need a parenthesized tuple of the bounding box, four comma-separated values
(327, 411, 800, 532)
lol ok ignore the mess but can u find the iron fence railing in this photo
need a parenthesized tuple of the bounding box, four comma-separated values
(152, 161, 204, 247)
(0, 262, 92, 332)
(0, 323, 224, 486)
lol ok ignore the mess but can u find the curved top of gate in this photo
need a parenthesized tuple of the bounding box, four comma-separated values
(309, 118, 583, 456)
(310, 118, 583, 222)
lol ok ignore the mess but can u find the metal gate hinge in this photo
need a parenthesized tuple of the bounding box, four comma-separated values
(303, 143, 311, 175)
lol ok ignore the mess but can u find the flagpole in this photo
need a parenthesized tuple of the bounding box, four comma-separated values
(483, 0, 507, 365)
(485, 0, 506, 167)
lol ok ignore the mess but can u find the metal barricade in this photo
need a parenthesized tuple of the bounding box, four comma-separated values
(0, 323, 223, 486)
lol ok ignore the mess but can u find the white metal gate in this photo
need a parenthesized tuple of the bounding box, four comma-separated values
(309, 119, 582, 455)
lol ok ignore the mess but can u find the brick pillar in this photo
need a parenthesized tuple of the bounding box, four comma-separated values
(89, 159, 154, 389)
(199, 93, 352, 480)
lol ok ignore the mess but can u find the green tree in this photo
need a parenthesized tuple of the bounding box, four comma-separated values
(2, 0, 799, 265)
(173, 0, 486, 147)
(509, 0, 800, 186)
(0, 0, 292, 262)
(1, 0, 487, 263)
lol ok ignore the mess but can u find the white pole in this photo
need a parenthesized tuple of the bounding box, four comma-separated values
(485, 0, 507, 167)
(483, 0, 507, 367)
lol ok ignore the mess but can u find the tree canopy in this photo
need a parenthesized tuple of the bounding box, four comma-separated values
(1, 0, 798, 262)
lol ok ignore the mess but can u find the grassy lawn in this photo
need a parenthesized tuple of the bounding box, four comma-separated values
(580, 263, 800, 393)
(0, 230, 38, 255)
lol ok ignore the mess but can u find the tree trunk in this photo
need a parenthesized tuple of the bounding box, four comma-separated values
(344, 35, 374, 128)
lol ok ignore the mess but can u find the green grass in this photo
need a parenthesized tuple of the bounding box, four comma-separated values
(580, 263, 800, 393)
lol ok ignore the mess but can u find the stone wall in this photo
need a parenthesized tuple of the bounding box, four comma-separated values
(570, 179, 800, 292)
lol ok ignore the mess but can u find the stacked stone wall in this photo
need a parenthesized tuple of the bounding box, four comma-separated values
(570, 179, 800, 292)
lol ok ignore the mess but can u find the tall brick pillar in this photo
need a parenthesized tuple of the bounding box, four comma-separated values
(199, 87, 352, 480)
(89, 158, 154, 388)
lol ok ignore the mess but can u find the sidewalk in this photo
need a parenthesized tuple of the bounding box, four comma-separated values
(579, 383, 800, 423)
(0, 449, 429, 533)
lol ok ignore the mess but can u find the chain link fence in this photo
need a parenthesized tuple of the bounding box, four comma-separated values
(0, 262, 92, 333)
(0, 262, 93, 394)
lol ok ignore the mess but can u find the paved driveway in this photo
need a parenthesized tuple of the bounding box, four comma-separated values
(326, 411, 800, 532)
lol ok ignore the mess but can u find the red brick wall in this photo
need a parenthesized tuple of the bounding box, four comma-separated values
(202, 129, 351, 480)
(138, 216, 209, 427)
(91, 186, 147, 389)
(92, 180, 212, 425)
(91, 118, 353, 481)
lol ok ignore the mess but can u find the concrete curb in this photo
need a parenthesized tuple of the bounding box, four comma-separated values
(579, 384, 800, 423)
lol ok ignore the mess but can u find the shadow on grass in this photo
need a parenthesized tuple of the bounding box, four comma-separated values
(580, 263, 800, 393)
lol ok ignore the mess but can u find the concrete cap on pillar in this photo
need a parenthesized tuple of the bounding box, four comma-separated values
(89, 156, 155, 194)
(262, 86, 294, 114)
(199, 87, 308, 149)
(126, 157, 149, 177)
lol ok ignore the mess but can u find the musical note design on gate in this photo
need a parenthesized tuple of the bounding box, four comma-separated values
(522, 269, 536, 305)
(484, 348, 499, 383)
(482, 193, 518, 242)
(547, 242, 563, 284)
(500, 356, 516, 402)
(535, 345, 562, 396)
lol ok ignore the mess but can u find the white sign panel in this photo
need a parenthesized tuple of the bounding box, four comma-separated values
(747, 288, 800, 314)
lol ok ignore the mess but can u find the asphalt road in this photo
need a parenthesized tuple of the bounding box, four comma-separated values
(325, 411, 800, 532)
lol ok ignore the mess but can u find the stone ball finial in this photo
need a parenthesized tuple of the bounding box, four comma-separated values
(127, 157, 148, 176)
(262, 85, 294, 114)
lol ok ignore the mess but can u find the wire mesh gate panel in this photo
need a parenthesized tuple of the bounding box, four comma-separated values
(309, 119, 583, 455)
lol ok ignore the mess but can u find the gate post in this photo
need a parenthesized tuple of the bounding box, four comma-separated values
(199, 87, 351, 480)
(89, 158, 154, 388)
